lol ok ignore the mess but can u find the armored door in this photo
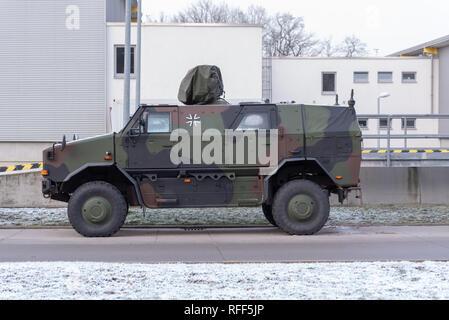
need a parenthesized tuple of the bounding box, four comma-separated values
(127, 107, 178, 169)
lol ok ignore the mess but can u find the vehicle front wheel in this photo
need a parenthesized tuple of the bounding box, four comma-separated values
(272, 180, 330, 235)
(68, 181, 128, 237)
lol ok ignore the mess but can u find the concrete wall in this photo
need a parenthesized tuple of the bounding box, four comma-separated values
(0, 142, 52, 166)
(107, 23, 263, 132)
(0, 172, 64, 208)
(268, 57, 440, 148)
(340, 167, 449, 205)
(2, 167, 449, 208)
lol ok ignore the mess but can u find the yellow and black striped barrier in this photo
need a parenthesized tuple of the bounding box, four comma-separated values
(0, 150, 448, 173)
(0, 162, 43, 174)
(363, 149, 449, 154)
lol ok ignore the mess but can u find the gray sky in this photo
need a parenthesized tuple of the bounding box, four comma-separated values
(143, 0, 449, 56)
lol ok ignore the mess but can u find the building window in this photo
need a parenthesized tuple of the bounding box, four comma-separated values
(354, 72, 369, 83)
(378, 72, 393, 83)
(401, 118, 416, 129)
(358, 118, 368, 129)
(322, 72, 336, 94)
(236, 113, 270, 130)
(115, 45, 136, 78)
(402, 72, 417, 83)
(379, 118, 392, 129)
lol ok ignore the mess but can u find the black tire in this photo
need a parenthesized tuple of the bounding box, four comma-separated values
(68, 181, 128, 237)
(262, 203, 277, 226)
(272, 180, 330, 235)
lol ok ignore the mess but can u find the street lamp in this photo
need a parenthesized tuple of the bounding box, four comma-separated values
(377, 92, 391, 148)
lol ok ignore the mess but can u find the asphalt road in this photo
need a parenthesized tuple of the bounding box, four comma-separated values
(1, 226, 449, 263)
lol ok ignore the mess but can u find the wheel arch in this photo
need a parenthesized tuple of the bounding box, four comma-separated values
(61, 163, 144, 207)
(263, 158, 339, 205)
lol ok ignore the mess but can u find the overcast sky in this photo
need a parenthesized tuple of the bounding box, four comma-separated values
(142, 0, 449, 56)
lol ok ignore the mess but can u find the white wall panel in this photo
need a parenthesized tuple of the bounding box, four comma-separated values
(0, 0, 106, 141)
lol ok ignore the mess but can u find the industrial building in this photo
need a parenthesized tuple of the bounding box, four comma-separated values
(0, 0, 262, 165)
(107, 23, 262, 132)
(263, 56, 439, 148)
(0, 0, 106, 165)
(389, 35, 449, 147)
(0, 0, 447, 164)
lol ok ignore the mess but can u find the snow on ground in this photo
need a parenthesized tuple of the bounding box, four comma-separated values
(0, 261, 448, 300)
(1, 206, 449, 227)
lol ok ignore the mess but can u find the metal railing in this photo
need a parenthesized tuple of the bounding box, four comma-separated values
(357, 114, 449, 167)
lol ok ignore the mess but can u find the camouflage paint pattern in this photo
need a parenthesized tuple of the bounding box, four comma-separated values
(42, 103, 361, 207)
(43, 133, 115, 182)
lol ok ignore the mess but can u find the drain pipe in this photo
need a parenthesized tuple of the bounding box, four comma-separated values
(135, 0, 142, 110)
(431, 54, 434, 114)
(123, 0, 131, 126)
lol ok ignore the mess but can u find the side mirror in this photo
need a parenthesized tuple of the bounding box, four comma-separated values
(128, 128, 141, 137)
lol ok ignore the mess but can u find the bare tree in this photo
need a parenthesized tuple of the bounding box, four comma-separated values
(152, 0, 368, 57)
(317, 37, 340, 57)
(338, 35, 368, 57)
(265, 13, 318, 57)
(244, 5, 270, 26)
(171, 0, 230, 23)
(144, 12, 167, 23)
(227, 7, 247, 24)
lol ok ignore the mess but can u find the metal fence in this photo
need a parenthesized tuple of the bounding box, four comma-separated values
(357, 114, 449, 167)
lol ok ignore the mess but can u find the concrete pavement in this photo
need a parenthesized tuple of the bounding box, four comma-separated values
(1, 226, 449, 263)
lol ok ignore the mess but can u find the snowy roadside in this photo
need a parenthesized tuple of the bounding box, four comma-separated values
(0, 261, 448, 300)
(1, 205, 449, 227)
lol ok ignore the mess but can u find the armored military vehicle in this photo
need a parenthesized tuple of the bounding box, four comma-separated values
(42, 66, 362, 237)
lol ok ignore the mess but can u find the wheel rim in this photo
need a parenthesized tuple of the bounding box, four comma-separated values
(287, 194, 315, 222)
(81, 196, 112, 225)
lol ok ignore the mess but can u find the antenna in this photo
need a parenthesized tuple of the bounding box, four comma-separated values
(348, 89, 355, 109)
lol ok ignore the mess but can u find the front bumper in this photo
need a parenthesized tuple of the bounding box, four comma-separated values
(42, 178, 56, 197)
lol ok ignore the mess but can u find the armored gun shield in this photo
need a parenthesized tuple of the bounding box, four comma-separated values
(178, 65, 225, 105)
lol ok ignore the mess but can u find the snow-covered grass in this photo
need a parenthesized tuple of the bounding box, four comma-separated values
(1, 205, 449, 227)
(0, 261, 448, 300)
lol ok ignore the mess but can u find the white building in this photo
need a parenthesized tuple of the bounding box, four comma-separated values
(264, 56, 440, 148)
(1, 0, 447, 164)
(0, 0, 262, 165)
(390, 34, 449, 147)
(107, 23, 262, 132)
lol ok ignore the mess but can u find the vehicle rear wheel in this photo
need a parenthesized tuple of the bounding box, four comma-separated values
(262, 203, 277, 226)
(68, 181, 128, 237)
(272, 180, 330, 235)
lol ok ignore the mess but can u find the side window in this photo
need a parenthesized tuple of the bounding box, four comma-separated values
(147, 112, 171, 133)
(236, 113, 270, 130)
